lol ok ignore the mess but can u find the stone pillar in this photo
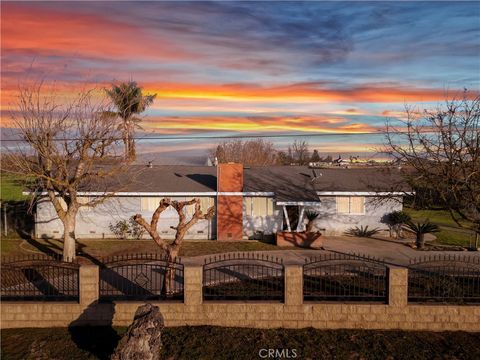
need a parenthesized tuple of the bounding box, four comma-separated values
(284, 264, 303, 306)
(79, 265, 99, 305)
(184, 265, 203, 305)
(388, 267, 408, 307)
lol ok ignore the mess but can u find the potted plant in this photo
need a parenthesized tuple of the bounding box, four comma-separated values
(305, 210, 320, 233)
(276, 210, 323, 249)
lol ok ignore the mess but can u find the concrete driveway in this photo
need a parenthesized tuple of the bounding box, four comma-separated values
(185, 236, 480, 266)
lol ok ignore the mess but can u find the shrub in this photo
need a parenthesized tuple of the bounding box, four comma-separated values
(385, 211, 411, 239)
(109, 220, 130, 239)
(109, 217, 146, 240)
(345, 225, 380, 238)
(404, 220, 440, 249)
(129, 216, 146, 240)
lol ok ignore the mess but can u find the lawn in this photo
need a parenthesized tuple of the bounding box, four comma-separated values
(404, 207, 476, 247)
(1, 326, 479, 360)
(0, 238, 283, 259)
(404, 207, 473, 229)
(0, 174, 29, 202)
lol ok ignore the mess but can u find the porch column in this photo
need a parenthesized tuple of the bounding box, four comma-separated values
(296, 206, 305, 232)
(282, 205, 291, 232)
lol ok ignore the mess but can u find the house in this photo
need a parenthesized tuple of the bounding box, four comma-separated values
(33, 163, 411, 240)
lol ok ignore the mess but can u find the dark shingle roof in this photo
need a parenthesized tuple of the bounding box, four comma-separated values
(101, 165, 410, 201)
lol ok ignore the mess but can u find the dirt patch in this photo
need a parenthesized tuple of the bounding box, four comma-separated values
(2, 326, 479, 360)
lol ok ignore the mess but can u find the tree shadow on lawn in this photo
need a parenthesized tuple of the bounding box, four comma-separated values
(69, 301, 120, 360)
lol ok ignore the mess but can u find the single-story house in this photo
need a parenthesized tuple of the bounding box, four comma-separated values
(33, 163, 411, 240)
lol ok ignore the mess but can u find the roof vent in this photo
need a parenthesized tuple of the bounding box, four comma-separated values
(311, 169, 322, 181)
(147, 161, 153, 168)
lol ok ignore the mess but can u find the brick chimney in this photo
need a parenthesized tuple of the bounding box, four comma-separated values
(217, 163, 243, 241)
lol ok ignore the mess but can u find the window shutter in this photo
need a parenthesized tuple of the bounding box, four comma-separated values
(336, 196, 350, 214)
(252, 197, 267, 216)
(350, 197, 365, 214)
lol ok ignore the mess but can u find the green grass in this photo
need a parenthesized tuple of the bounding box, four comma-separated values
(404, 207, 473, 228)
(1, 326, 479, 360)
(404, 207, 476, 247)
(0, 174, 29, 202)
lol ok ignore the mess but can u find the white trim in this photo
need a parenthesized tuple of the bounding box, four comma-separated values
(25, 191, 275, 197)
(317, 191, 413, 196)
(276, 201, 321, 206)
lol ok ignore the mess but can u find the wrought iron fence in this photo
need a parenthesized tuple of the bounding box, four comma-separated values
(203, 253, 284, 301)
(99, 253, 184, 301)
(408, 255, 480, 304)
(303, 253, 388, 302)
(1, 254, 80, 301)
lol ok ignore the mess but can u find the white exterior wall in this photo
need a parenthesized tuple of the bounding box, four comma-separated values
(242, 197, 283, 238)
(35, 196, 216, 240)
(305, 196, 403, 236)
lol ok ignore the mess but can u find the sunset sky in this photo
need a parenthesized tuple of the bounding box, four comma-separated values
(1, 1, 479, 162)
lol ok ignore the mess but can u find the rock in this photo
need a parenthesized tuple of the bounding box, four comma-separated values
(111, 303, 164, 360)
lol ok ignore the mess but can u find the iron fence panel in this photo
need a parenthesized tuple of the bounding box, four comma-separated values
(1, 254, 80, 301)
(203, 253, 284, 301)
(303, 253, 388, 302)
(99, 253, 184, 301)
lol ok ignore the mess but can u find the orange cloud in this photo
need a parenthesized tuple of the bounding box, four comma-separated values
(145, 82, 474, 103)
(1, 3, 191, 61)
(143, 115, 378, 134)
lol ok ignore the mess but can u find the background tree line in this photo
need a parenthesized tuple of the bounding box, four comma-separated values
(209, 139, 334, 166)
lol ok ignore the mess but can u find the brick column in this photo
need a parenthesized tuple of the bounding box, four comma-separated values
(284, 264, 303, 306)
(388, 267, 408, 307)
(184, 265, 203, 305)
(79, 265, 99, 305)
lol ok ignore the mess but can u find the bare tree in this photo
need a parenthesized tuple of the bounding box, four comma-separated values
(4, 81, 128, 261)
(384, 93, 480, 246)
(288, 140, 310, 165)
(133, 198, 215, 293)
(209, 139, 278, 166)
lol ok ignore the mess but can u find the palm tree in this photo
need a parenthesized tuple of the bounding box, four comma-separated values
(106, 81, 156, 160)
(404, 220, 440, 249)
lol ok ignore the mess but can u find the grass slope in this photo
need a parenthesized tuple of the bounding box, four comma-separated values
(404, 207, 476, 247)
(1, 326, 479, 360)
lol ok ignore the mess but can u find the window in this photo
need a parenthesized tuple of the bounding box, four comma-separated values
(57, 197, 92, 211)
(141, 197, 162, 211)
(199, 197, 214, 213)
(336, 196, 365, 215)
(244, 197, 274, 216)
(78, 197, 92, 212)
(141, 197, 215, 215)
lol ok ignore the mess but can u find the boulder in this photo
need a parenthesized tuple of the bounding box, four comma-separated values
(111, 303, 164, 360)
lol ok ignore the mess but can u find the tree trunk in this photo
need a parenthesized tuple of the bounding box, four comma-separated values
(128, 138, 136, 160)
(416, 233, 425, 249)
(162, 248, 179, 296)
(62, 212, 77, 262)
(123, 132, 130, 160)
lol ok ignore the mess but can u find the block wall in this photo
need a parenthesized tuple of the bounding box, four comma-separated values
(2, 266, 479, 331)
